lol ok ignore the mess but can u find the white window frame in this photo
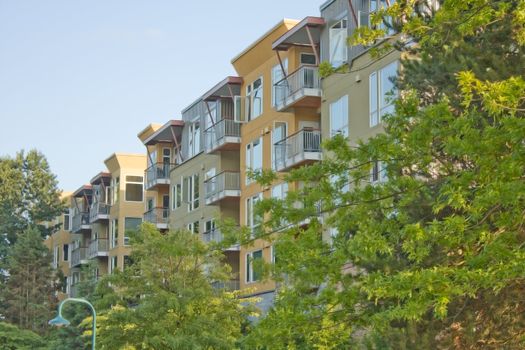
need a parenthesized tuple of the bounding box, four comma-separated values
(247, 77, 263, 121)
(271, 59, 288, 107)
(245, 137, 263, 185)
(246, 249, 263, 283)
(124, 175, 144, 202)
(369, 61, 398, 127)
(188, 118, 201, 158)
(110, 219, 118, 248)
(370, 160, 388, 184)
(329, 18, 348, 67)
(329, 95, 349, 137)
(53, 246, 59, 268)
(186, 173, 200, 212)
(272, 122, 287, 170)
(187, 221, 200, 234)
(246, 193, 263, 230)
(172, 182, 182, 210)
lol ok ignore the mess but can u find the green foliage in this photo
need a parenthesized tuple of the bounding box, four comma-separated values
(319, 61, 349, 78)
(0, 226, 58, 335)
(0, 322, 46, 350)
(245, 0, 525, 348)
(94, 223, 253, 349)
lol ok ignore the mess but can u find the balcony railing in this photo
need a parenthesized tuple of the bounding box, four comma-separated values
(145, 163, 175, 190)
(274, 65, 321, 111)
(211, 280, 240, 291)
(144, 207, 170, 229)
(71, 246, 87, 267)
(204, 119, 241, 153)
(89, 202, 110, 223)
(203, 229, 240, 251)
(88, 238, 109, 258)
(204, 171, 241, 205)
(274, 128, 322, 171)
(72, 212, 90, 233)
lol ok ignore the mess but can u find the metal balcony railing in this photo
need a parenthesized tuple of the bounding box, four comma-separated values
(204, 119, 241, 153)
(211, 280, 240, 291)
(89, 202, 110, 223)
(71, 246, 87, 267)
(72, 212, 90, 233)
(203, 229, 223, 244)
(204, 171, 241, 205)
(274, 128, 322, 171)
(274, 65, 321, 111)
(88, 238, 109, 258)
(145, 163, 175, 189)
(144, 207, 170, 228)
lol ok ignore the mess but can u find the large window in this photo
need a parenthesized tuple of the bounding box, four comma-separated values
(329, 18, 348, 67)
(271, 59, 288, 107)
(111, 219, 118, 248)
(272, 122, 287, 170)
(62, 244, 69, 262)
(329, 95, 349, 137)
(187, 221, 200, 235)
(124, 217, 142, 245)
(189, 120, 201, 158)
(246, 193, 263, 230)
(245, 137, 263, 184)
(184, 174, 199, 211)
(271, 182, 288, 200)
(247, 77, 263, 120)
(246, 250, 263, 283)
(125, 175, 143, 202)
(369, 61, 398, 127)
(172, 183, 182, 210)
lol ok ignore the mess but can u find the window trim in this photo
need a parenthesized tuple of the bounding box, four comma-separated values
(246, 249, 263, 283)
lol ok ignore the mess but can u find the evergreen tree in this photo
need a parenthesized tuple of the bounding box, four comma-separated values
(1, 226, 58, 335)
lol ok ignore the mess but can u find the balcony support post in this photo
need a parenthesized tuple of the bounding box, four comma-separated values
(170, 127, 184, 163)
(347, 0, 359, 27)
(204, 100, 216, 126)
(275, 50, 287, 79)
(305, 26, 320, 65)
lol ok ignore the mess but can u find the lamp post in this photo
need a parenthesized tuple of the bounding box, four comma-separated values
(49, 297, 96, 350)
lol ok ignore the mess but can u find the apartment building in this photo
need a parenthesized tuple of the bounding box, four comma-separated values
(44, 192, 73, 299)
(230, 19, 323, 309)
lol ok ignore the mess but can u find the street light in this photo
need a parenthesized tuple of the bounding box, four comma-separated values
(49, 297, 96, 350)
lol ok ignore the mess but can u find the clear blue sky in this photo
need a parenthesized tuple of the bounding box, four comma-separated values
(0, 0, 323, 191)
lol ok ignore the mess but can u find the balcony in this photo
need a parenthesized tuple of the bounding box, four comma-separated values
(72, 212, 91, 233)
(88, 238, 109, 258)
(145, 163, 175, 190)
(211, 280, 240, 291)
(89, 202, 110, 223)
(274, 65, 321, 112)
(71, 246, 88, 267)
(144, 207, 170, 230)
(204, 119, 241, 153)
(202, 229, 240, 251)
(274, 128, 322, 172)
(204, 171, 241, 205)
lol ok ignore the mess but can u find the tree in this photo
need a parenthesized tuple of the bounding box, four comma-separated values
(0, 149, 64, 258)
(94, 224, 253, 350)
(243, 0, 525, 348)
(0, 322, 46, 350)
(1, 226, 58, 335)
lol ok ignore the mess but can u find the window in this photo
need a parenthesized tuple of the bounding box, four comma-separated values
(330, 95, 349, 137)
(247, 77, 263, 120)
(246, 193, 263, 230)
(63, 210, 71, 231)
(187, 221, 199, 234)
(112, 176, 120, 204)
(272, 122, 287, 170)
(185, 174, 200, 211)
(63, 276, 69, 294)
(124, 256, 133, 270)
(111, 219, 118, 248)
(329, 18, 348, 67)
(271, 182, 288, 200)
(205, 168, 216, 194)
(245, 137, 263, 184)
(125, 175, 143, 202)
(272, 59, 288, 107)
(370, 160, 388, 183)
(369, 61, 398, 127)
(62, 244, 69, 262)
(173, 183, 182, 209)
(300, 53, 316, 65)
(246, 250, 263, 283)
(110, 256, 118, 274)
(53, 246, 59, 268)
(124, 217, 142, 245)
(205, 219, 216, 234)
(189, 120, 201, 158)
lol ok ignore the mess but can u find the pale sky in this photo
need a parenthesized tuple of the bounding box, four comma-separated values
(0, 0, 323, 191)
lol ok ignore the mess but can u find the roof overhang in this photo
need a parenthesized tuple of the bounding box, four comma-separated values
(272, 16, 325, 51)
(143, 120, 184, 146)
(73, 185, 93, 198)
(202, 76, 243, 101)
(90, 172, 111, 186)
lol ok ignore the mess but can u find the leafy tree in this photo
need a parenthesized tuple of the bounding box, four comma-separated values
(0, 149, 64, 258)
(94, 223, 253, 350)
(0, 226, 58, 335)
(243, 0, 525, 348)
(0, 322, 46, 350)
